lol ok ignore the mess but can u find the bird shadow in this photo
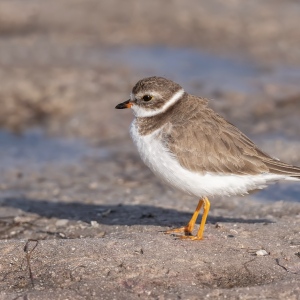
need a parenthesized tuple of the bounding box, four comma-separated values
(1, 197, 273, 226)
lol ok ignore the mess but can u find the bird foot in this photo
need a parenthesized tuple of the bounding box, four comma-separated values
(164, 226, 192, 236)
(179, 235, 203, 241)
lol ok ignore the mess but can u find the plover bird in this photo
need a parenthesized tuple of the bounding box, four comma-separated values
(116, 76, 300, 240)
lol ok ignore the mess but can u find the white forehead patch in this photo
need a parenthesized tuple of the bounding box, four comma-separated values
(131, 89, 185, 118)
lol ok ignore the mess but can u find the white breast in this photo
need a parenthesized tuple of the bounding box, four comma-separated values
(130, 120, 289, 198)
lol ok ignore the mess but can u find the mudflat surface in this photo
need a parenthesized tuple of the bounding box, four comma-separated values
(0, 1, 300, 299)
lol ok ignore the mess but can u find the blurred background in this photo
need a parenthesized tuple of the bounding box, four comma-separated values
(0, 0, 300, 140)
(0, 0, 300, 239)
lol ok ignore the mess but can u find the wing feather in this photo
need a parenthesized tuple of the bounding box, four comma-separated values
(163, 97, 300, 178)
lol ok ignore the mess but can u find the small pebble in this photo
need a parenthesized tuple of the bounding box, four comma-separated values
(56, 219, 69, 227)
(256, 250, 268, 256)
(89, 182, 98, 189)
(14, 216, 35, 223)
(134, 248, 144, 254)
(96, 231, 106, 238)
(91, 220, 99, 228)
(52, 189, 60, 196)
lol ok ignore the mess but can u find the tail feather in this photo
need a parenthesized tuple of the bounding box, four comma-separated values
(265, 159, 300, 179)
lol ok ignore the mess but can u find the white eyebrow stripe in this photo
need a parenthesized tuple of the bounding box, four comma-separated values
(131, 89, 185, 118)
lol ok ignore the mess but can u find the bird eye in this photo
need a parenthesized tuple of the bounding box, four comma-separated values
(142, 95, 152, 101)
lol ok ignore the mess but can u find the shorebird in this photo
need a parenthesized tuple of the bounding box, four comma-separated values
(116, 76, 300, 240)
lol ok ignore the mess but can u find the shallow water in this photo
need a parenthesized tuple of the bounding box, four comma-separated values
(3, 41, 300, 97)
(109, 46, 259, 93)
(109, 46, 300, 96)
(0, 129, 94, 170)
(254, 181, 300, 202)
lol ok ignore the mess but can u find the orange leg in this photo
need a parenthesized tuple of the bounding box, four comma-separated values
(165, 197, 210, 240)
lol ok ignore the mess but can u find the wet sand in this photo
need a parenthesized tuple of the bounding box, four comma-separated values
(0, 1, 300, 299)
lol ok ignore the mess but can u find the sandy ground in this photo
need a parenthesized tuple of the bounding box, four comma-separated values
(0, 1, 300, 299)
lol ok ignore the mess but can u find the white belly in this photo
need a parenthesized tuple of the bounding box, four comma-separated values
(130, 120, 288, 198)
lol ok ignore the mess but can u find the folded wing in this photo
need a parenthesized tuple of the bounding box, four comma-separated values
(165, 103, 300, 179)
